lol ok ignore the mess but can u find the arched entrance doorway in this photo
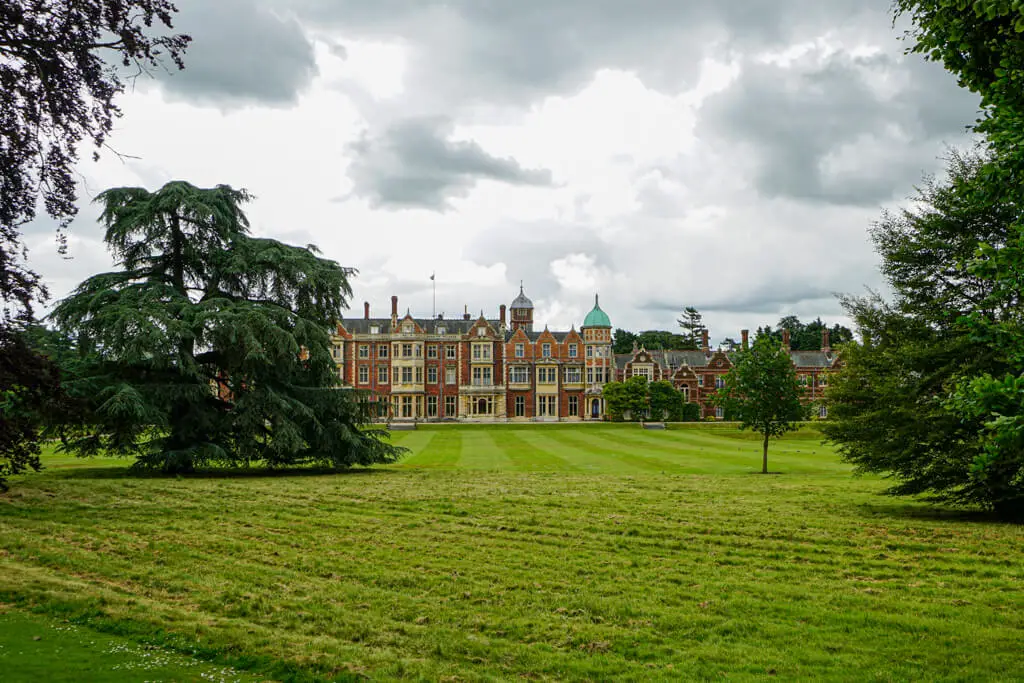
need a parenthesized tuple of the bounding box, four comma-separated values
(591, 398, 601, 418)
(478, 398, 488, 415)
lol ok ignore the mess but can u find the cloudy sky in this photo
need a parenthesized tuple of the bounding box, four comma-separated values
(25, 0, 980, 342)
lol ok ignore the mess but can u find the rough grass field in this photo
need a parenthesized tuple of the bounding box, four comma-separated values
(1, 424, 1022, 681)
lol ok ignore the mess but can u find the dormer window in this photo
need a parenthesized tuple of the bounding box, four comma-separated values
(370, 325, 380, 335)
(403, 322, 414, 334)
(437, 326, 446, 335)
(476, 327, 486, 337)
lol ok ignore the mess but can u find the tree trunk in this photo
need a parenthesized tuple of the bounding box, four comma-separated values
(762, 433, 769, 474)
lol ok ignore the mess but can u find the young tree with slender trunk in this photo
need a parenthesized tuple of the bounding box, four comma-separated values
(713, 336, 807, 473)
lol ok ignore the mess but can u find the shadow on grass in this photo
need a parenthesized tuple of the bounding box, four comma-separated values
(858, 501, 1017, 525)
(41, 464, 399, 482)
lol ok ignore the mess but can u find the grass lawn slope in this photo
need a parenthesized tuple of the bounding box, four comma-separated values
(1, 424, 1022, 681)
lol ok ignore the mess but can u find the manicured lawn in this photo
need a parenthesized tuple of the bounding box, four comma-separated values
(1, 424, 1022, 681)
(0, 608, 261, 682)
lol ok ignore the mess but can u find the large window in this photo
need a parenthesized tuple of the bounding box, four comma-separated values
(415, 367, 423, 383)
(427, 396, 438, 418)
(472, 343, 491, 361)
(446, 344, 457, 360)
(564, 367, 581, 384)
(401, 367, 413, 383)
(445, 366, 457, 385)
(401, 343, 413, 358)
(358, 365, 369, 384)
(715, 377, 725, 389)
(541, 343, 552, 358)
(568, 344, 578, 358)
(358, 344, 369, 359)
(427, 366, 438, 384)
(472, 366, 492, 386)
(537, 395, 556, 416)
(568, 395, 578, 416)
(537, 367, 557, 383)
(332, 343, 342, 359)
(715, 406, 724, 419)
(445, 395, 457, 417)
(378, 344, 388, 358)
(377, 366, 388, 384)
(514, 395, 526, 417)
(510, 366, 530, 384)
(427, 344, 437, 359)
(515, 343, 524, 358)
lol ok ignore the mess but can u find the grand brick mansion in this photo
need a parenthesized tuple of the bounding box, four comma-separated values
(330, 287, 839, 421)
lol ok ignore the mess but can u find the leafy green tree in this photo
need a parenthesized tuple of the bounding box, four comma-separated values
(755, 317, 853, 351)
(0, 1, 189, 320)
(648, 380, 683, 421)
(636, 330, 688, 351)
(677, 307, 704, 349)
(0, 327, 64, 490)
(714, 336, 807, 473)
(602, 376, 649, 421)
(612, 329, 637, 355)
(51, 181, 404, 473)
(680, 401, 702, 422)
(823, 151, 1018, 514)
(891, 1, 1024, 517)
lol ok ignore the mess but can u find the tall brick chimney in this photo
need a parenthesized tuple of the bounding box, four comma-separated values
(391, 295, 398, 318)
(364, 302, 370, 320)
(822, 328, 831, 353)
(741, 329, 749, 350)
(782, 329, 791, 350)
(499, 304, 506, 328)
(701, 329, 710, 353)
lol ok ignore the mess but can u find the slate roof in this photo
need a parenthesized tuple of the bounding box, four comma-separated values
(511, 285, 534, 309)
(789, 350, 836, 368)
(339, 317, 501, 335)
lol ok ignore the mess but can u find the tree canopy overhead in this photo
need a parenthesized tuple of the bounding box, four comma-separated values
(0, 0, 189, 320)
(52, 180, 403, 473)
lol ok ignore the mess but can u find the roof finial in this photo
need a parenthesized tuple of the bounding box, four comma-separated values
(595, 293, 599, 307)
(519, 280, 524, 294)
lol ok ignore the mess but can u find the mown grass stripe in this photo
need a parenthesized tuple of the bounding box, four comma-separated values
(486, 430, 581, 471)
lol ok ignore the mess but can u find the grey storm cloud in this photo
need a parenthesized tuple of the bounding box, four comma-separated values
(697, 51, 980, 206)
(154, 0, 317, 106)
(150, 0, 888, 109)
(345, 118, 553, 210)
(287, 0, 881, 105)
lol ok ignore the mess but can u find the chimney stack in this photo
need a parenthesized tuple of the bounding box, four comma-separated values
(822, 328, 831, 353)
(701, 329, 710, 353)
(741, 329, 749, 350)
(391, 295, 398, 319)
(782, 329, 791, 350)
(499, 304, 506, 328)
(463, 304, 470, 321)
(364, 302, 370, 320)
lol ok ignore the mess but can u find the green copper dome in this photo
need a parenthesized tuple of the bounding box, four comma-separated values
(583, 294, 611, 328)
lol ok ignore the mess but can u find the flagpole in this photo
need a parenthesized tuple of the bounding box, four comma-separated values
(431, 272, 436, 319)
